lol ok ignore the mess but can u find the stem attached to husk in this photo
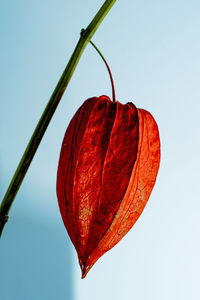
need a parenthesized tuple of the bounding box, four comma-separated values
(0, 0, 116, 238)
(89, 40, 116, 102)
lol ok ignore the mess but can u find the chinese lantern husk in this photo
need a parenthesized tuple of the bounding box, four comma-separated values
(57, 97, 160, 278)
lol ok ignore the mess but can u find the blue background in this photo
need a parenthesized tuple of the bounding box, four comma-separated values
(1, 1, 200, 299)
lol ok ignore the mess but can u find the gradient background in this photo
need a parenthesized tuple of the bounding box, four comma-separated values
(1, 1, 200, 299)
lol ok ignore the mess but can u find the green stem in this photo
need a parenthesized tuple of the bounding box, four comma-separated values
(90, 40, 116, 102)
(0, 0, 116, 237)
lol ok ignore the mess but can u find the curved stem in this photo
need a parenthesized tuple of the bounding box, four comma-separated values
(0, 0, 116, 238)
(90, 40, 116, 102)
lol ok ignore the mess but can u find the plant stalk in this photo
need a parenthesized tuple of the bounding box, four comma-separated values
(90, 40, 116, 102)
(0, 0, 116, 237)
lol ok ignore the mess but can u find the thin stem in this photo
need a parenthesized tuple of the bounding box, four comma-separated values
(0, 0, 116, 237)
(90, 40, 116, 102)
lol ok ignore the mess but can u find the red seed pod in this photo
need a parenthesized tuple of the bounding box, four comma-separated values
(57, 95, 160, 278)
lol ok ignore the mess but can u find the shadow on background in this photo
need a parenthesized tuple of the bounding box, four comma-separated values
(0, 212, 74, 300)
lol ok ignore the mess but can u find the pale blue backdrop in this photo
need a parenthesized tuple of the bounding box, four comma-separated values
(1, 1, 200, 300)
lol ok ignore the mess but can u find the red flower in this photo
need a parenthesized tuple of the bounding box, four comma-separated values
(57, 95, 160, 278)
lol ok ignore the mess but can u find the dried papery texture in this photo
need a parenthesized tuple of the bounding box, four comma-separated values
(57, 95, 160, 278)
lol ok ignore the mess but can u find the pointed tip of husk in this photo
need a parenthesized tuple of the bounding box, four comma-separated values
(81, 271, 87, 279)
(80, 261, 93, 279)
